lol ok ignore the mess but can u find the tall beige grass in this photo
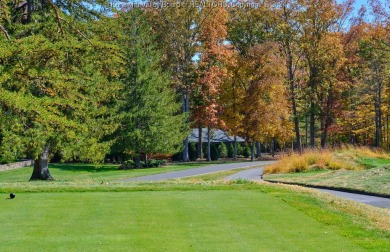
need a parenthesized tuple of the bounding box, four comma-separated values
(264, 145, 390, 174)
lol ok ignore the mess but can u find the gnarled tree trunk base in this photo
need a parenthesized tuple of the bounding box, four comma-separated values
(30, 144, 54, 181)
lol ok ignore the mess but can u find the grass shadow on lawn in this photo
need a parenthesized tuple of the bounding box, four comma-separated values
(50, 163, 119, 173)
(51, 160, 239, 173)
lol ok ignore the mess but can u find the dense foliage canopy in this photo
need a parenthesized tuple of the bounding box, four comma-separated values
(0, 0, 389, 179)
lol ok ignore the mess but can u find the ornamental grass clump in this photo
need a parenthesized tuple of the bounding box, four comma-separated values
(264, 147, 364, 174)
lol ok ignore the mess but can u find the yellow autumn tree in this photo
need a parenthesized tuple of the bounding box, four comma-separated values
(221, 42, 293, 160)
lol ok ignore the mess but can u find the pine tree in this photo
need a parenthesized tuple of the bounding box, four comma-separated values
(0, 1, 122, 179)
(114, 8, 187, 163)
(145, 0, 199, 161)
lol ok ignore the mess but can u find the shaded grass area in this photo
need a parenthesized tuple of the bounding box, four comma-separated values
(0, 162, 228, 183)
(1, 186, 389, 251)
(0, 161, 255, 193)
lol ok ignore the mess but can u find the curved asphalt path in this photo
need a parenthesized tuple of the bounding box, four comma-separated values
(316, 189, 390, 208)
(224, 167, 390, 208)
(224, 167, 264, 181)
(118, 161, 274, 182)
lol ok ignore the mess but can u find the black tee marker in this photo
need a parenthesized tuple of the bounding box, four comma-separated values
(9, 193, 15, 199)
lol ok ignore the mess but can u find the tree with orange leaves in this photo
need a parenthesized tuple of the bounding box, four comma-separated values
(192, 2, 232, 161)
(239, 43, 293, 159)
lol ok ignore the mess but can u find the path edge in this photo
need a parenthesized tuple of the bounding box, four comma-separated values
(264, 179, 390, 199)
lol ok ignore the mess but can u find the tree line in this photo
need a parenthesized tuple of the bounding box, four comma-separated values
(0, 0, 389, 180)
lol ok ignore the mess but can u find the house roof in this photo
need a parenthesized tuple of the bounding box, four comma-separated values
(188, 128, 245, 143)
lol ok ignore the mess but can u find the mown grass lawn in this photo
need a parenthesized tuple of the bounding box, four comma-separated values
(264, 167, 390, 196)
(0, 162, 389, 251)
(1, 188, 388, 252)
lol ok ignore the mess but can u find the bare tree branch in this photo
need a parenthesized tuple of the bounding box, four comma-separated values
(46, 0, 93, 45)
(0, 24, 11, 41)
(47, 0, 64, 35)
(58, 17, 93, 45)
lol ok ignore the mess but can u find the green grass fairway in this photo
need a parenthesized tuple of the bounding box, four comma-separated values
(0, 190, 386, 252)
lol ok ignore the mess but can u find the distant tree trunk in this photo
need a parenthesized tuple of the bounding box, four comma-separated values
(135, 155, 141, 168)
(271, 138, 275, 157)
(197, 126, 203, 159)
(287, 45, 301, 153)
(374, 60, 382, 147)
(250, 141, 255, 161)
(182, 137, 189, 161)
(321, 81, 334, 148)
(30, 144, 53, 180)
(182, 87, 190, 161)
(320, 119, 327, 148)
(256, 141, 261, 158)
(305, 114, 308, 147)
(233, 136, 237, 160)
(386, 115, 389, 150)
(310, 102, 315, 148)
(207, 126, 211, 161)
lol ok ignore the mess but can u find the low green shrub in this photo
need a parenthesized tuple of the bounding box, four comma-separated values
(119, 159, 166, 169)
(218, 143, 228, 158)
(119, 160, 135, 170)
(243, 145, 251, 158)
(189, 142, 198, 161)
(236, 143, 243, 156)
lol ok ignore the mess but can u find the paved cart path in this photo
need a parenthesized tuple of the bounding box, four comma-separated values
(224, 167, 264, 181)
(317, 189, 390, 208)
(119, 161, 274, 182)
(224, 167, 390, 208)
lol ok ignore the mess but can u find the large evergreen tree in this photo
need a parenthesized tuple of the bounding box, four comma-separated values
(113, 8, 187, 163)
(0, 1, 122, 179)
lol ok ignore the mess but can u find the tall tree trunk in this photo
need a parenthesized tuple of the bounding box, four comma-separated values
(182, 87, 190, 161)
(305, 114, 308, 147)
(250, 141, 255, 161)
(271, 138, 275, 158)
(135, 155, 141, 168)
(321, 81, 334, 148)
(27, 0, 33, 23)
(256, 141, 261, 158)
(374, 103, 380, 147)
(30, 144, 53, 180)
(207, 126, 211, 161)
(320, 118, 327, 148)
(287, 46, 301, 153)
(374, 60, 382, 147)
(197, 126, 203, 159)
(182, 137, 189, 161)
(386, 115, 389, 150)
(310, 102, 315, 148)
(233, 136, 237, 160)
